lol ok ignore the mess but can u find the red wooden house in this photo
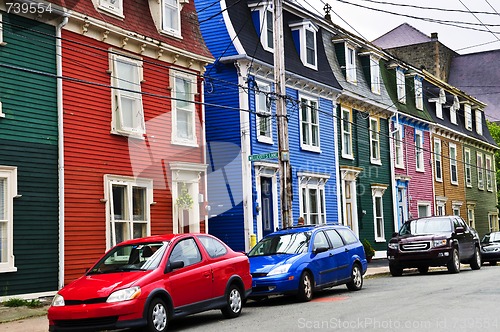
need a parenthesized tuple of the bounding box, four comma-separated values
(51, 0, 213, 283)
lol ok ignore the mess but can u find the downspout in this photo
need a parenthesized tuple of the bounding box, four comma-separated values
(57, 14, 68, 289)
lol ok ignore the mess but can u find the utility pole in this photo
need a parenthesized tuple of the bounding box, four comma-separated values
(273, 0, 293, 228)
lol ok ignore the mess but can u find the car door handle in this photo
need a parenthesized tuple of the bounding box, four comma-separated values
(203, 272, 211, 278)
(345, 248, 349, 252)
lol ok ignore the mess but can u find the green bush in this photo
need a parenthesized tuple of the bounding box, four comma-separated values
(362, 239, 375, 257)
(3, 298, 43, 308)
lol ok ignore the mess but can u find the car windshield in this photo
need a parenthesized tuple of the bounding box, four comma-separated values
(482, 233, 500, 243)
(399, 218, 452, 235)
(248, 231, 311, 256)
(87, 241, 168, 274)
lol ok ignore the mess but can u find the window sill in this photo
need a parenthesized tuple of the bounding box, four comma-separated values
(370, 159, 382, 166)
(395, 164, 405, 170)
(0, 42, 7, 47)
(97, 6, 125, 19)
(171, 140, 199, 148)
(435, 179, 443, 183)
(416, 168, 425, 173)
(257, 136, 274, 145)
(342, 154, 354, 160)
(375, 238, 386, 243)
(160, 29, 183, 40)
(111, 130, 145, 140)
(451, 182, 459, 186)
(0, 266, 18, 273)
(301, 145, 321, 153)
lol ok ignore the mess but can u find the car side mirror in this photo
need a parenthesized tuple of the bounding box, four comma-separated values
(456, 226, 465, 234)
(166, 260, 184, 273)
(392, 232, 399, 238)
(313, 246, 329, 254)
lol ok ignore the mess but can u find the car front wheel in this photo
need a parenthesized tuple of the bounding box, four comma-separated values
(346, 264, 363, 291)
(147, 298, 168, 332)
(470, 247, 481, 270)
(447, 248, 460, 274)
(221, 285, 242, 318)
(389, 262, 403, 277)
(297, 271, 313, 302)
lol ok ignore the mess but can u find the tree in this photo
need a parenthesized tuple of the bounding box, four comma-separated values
(486, 121, 500, 209)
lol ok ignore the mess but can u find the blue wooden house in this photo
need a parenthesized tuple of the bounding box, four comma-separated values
(196, 0, 342, 251)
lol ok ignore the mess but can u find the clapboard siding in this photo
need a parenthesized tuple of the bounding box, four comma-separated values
(0, 14, 58, 296)
(62, 30, 205, 283)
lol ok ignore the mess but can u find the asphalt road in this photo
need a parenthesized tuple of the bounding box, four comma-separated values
(3, 264, 499, 332)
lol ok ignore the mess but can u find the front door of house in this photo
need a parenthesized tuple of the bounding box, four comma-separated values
(260, 177, 274, 236)
(397, 186, 408, 230)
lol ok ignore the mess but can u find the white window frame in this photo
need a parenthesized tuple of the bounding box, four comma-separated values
(450, 96, 459, 125)
(436, 199, 446, 216)
(369, 117, 381, 165)
(415, 130, 424, 172)
(434, 138, 442, 182)
(394, 123, 404, 169)
(467, 205, 475, 229)
(299, 174, 328, 225)
(104, 175, 153, 250)
(372, 185, 387, 242)
(452, 203, 461, 216)
(345, 45, 357, 84)
(464, 148, 472, 187)
(290, 20, 318, 70)
(418, 202, 431, 218)
(255, 80, 273, 144)
(432, 89, 445, 119)
(97, 0, 124, 18)
(414, 76, 423, 110)
(0, 12, 5, 46)
(110, 53, 145, 137)
(0, 166, 17, 273)
(486, 154, 493, 191)
(370, 56, 380, 94)
(341, 107, 353, 159)
(477, 152, 484, 190)
(396, 67, 406, 104)
(161, 0, 181, 36)
(449, 143, 458, 185)
(464, 104, 472, 131)
(475, 109, 483, 135)
(489, 213, 499, 232)
(299, 94, 320, 152)
(172, 72, 198, 146)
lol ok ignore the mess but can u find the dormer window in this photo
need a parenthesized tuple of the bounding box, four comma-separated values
(162, 0, 181, 35)
(290, 20, 318, 70)
(464, 104, 472, 131)
(396, 67, 406, 104)
(95, 0, 124, 18)
(249, 2, 274, 52)
(450, 96, 459, 125)
(414, 76, 423, 110)
(430, 88, 445, 119)
(475, 109, 483, 135)
(370, 56, 380, 94)
(345, 45, 356, 83)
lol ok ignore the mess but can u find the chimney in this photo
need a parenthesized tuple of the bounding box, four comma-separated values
(431, 32, 438, 41)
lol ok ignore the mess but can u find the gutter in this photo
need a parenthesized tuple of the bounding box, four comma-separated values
(57, 14, 69, 290)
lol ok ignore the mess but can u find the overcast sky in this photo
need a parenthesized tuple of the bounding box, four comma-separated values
(304, 0, 500, 54)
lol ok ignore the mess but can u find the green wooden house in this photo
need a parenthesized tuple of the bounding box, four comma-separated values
(0, 12, 59, 298)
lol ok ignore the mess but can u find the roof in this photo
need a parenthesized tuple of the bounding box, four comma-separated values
(372, 23, 432, 49)
(224, 0, 342, 90)
(49, 0, 212, 59)
(448, 49, 500, 122)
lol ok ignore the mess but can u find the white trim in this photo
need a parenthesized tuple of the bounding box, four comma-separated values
(340, 107, 353, 159)
(464, 104, 472, 131)
(95, 0, 124, 18)
(289, 20, 318, 70)
(414, 76, 423, 110)
(0, 166, 17, 273)
(475, 109, 483, 135)
(222, 0, 245, 54)
(370, 55, 380, 94)
(450, 96, 459, 125)
(298, 174, 328, 225)
(449, 142, 458, 185)
(396, 67, 406, 104)
(486, 154, 493, 192)
(171, 72, 198, 147)
(299, 93, 321, 152)
(0, 12, 5, 46)
(415, 129, 424, 172)
(248, 2, 274, 53)
(161, 0, 182, 37)
(372, 184, 387, 242)
(434, 138, 442, 182)
(394, 123, 404, 169)
(255, 79, 273, 144)
(464, 148, 472, 187)
(0, 290, 57, 302)
(477, 152, 484, 190)
(369, 117, 381, 165)
(345, 45, 357, 84)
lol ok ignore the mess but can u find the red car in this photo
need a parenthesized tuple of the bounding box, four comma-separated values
(48, 233, 252, 332)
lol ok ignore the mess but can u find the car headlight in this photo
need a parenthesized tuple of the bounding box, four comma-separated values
(267, 264, 292, 276)
(388, 243, 398, 250)
(51, 294, 65, 307)
(107, 286, 141, 303)
(433, 239, 447, 248)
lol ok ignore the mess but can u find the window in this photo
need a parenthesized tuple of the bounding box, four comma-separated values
(264, 8, 274, 50)
(198, 235, 227, 258)
(299, 174, 328, 225)
(162, 0, 181, 35)
(433, 89, 445, 119)
(346, 45, 356, 83)
(255, 81, 272, 143)
(105, 175, 153, 249)
(475, 110, 483, 135)
(489, 213, 499, 232)
(449, 143, 458, 185)
(97, 0, 123, 17)
(452, 203, 461, 216)
(418, 203, 431, 217)
(415, 130, 424, 172)
(169, 238, 202, 267)
(370, 56, 380, 94)
(336, 227, 358, 245)
(467, 206, 475, 229)
(477, 152, 484, 190)
(300, 96, 320, 151)
(450, 96, 459, 125)
(369, 117, 380, 164)
(172, 74, 197, 146)
(325, 230, 344, 249)
(434, 138, 442, 182)
(249, 2, 274, 51)
(110, 53, 145, 137)
(396, 67, 406, 104)
(372, 185, 387, 242)
(436, 200, 446, 216)
(464, 104, 472, 131)
(341, 108, 352, 158)
(290, 20, 318, 70)
(414, 76, 423, 110)
(486, 154, 493, 191)
(0, 12, 4, 46)
(464, 148, 472, 187)
(394, 123, 404, 169)
(0, 166, 17, 273)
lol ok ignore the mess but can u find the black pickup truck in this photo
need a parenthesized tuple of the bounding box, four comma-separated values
(387, 216, 481, 276)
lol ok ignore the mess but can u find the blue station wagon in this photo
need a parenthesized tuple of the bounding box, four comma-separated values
(247, 225, 368, 301)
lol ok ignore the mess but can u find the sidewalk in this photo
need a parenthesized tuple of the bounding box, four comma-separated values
(0, 260, 390, 331)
